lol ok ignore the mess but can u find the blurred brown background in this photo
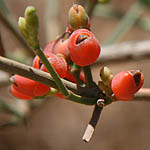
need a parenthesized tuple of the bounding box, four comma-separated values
(0, 0, 150, 150)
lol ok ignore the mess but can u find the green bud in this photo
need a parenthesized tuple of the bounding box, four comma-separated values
(25, 6, 39, 46)
(18, 6, 40, 50)
(100, 67, 113, 87)
(98, 81, 112, 96)
(68, 4, 90, 30)
(25, 6, 39, 29)
(18, 17, 28, 40)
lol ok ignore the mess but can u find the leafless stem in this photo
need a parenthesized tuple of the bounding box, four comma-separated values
(97, 40, 150, 64)
(82, 104, 103, 142)
(134, 88, 150, 101)
(0, 53, 149, 101)
(0, 56, 77, 92)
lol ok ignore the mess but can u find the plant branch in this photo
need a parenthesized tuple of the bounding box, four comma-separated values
(83, 65, 94, 87)
(35, 48, 69, 97)
(0, 56, 75, 91)
(71, 63, 84, 85)
(82, 104, 103, 142)
(0, 56, 97, 105)
(96, 40, 150, 64)
(0, 56, 149, 103)
(134, 88, 150, 101)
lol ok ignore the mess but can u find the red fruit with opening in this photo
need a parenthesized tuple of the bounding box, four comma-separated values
(111, 70, 144, 101)
(68, 29, 100, 66)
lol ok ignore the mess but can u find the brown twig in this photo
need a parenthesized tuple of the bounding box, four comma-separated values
(134, 88, 150, 101)
(0, 56, 98, 105)
(0, 48, 149, 102)
(0, 56, 77, 92)
(82, 104, 103, 142)
(97, 40, 150, 64)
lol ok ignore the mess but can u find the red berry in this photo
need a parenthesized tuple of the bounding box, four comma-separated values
(32, 53, 67, 79)
(43, 40, 55, 55)
(11, 85, 32, 100)
(65, 71, 85, 83)
(68, 29, 100, 66)
(55, 92, 65, 99)
(52, 33, 70, 60)
(40, 53, 67, 78)
(32, 53, 51, 69)
(12, 75, 36, 97)
(33, 82, 50, 97)
(12, 75, 50, 98)
(32, 55, 41, 69)
(111, 70, 144, 101)
(55, 72, 85, 100)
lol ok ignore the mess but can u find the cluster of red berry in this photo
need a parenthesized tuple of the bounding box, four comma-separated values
(10, 4, 144, 102)
(11, 28, 98, 100)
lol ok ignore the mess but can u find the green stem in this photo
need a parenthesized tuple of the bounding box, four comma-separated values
(0, 56, 97, 105)
(83, 65, 94, 87)
(35, 48, 69, 97)
(106, 1, 146, 45)
(67, 91, 97, 105)
(71, 63, 85, 85)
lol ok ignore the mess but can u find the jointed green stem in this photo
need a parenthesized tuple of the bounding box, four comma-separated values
(83, 65, 94, 87)
(34, 48, 69, 97)
(0, 56, 97, 105)
(71, 63, 85, 86)
(67, 91, 97, 105)
(18, 6, 70, 97)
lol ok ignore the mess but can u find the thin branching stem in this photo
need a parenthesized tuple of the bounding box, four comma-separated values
(0, 56, 97, 105)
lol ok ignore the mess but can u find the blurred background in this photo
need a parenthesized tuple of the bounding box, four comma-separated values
(0, 0, 150, 150)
